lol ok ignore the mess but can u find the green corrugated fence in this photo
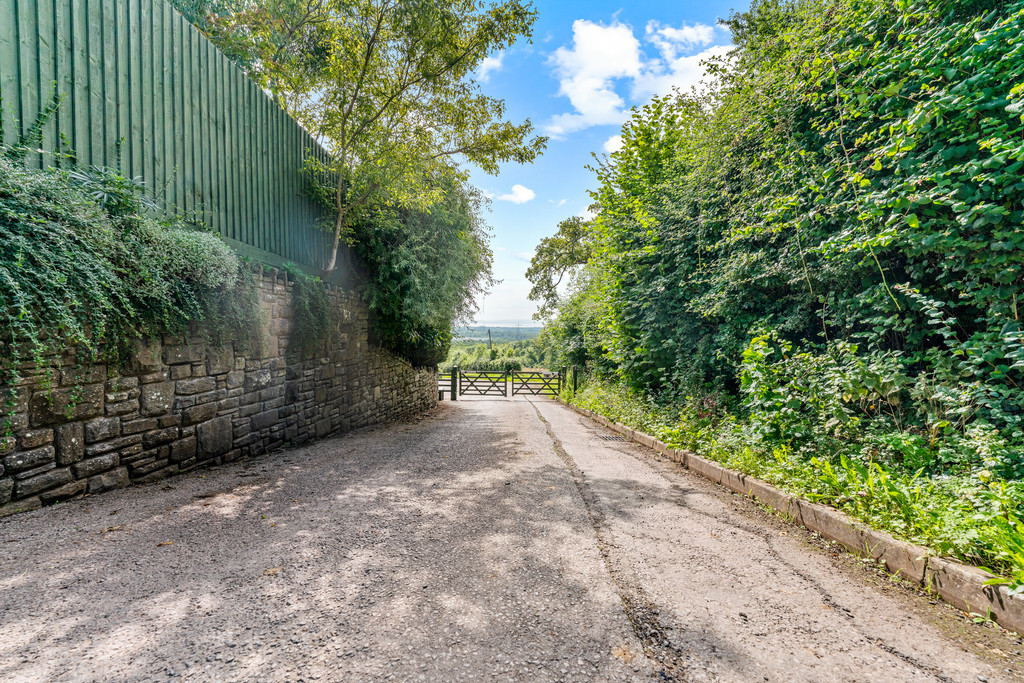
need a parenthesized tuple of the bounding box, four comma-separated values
(0, 0, 336, 270)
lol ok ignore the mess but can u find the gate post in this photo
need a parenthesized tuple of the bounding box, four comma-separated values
(451, 366, 458, 401)
(572, 365, 578, 393)
(560, 366, 567, 394)
(505, 369, 509, 398)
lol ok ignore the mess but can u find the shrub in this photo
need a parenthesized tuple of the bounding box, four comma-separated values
(351, 176, 494, 367)
(0, 154, 262, 426)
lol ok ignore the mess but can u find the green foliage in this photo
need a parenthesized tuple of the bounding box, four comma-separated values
(190, 0, 548, 272)
(177, 0, 526, 363)
(454, 325, 543, 343)
(538, 0, 1024, 463)
(352, 177, 494, 367)
(441, 337, 556, 372)
(284, 264, 333, 360)
(67, 166, 158, 216)
(541, 0, 1024, 588)
(569, 377, 1024, 591)
(304, 0, 545, 272)
(981, 513, 1024, 596)
(2, 90, 63, 164)
(0, 154, 262, 424)
(1, 158, 130, 383)
(548, 0, 1024, 399)
(526, 215, 593, 320)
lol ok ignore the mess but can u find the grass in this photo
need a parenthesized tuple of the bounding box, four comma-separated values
(564, 378, 1024, 594)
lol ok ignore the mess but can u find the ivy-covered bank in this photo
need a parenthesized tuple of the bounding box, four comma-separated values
(535, 0, 1024, 594)
(0, 152, 438, 515)
(0, 152, 263, 405)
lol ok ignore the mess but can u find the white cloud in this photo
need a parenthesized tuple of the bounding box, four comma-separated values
(548, 198, 568, 207)
(545, 20, 643, 137)
(496, 184, 536, 204)
(577, 206, 598, 220)
(514, 251, 534, 262)
(645, 21, 715, 61)
(476, 51, 504, 83)
(631, 44, 734, 102)
(473, 279, 535, 323)
(545, 19, 731, 137)
(603, 135, 623, 154)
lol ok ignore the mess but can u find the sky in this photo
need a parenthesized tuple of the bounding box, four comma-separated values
(465, 0, 746, 325)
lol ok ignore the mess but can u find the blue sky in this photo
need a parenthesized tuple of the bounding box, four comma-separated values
(465, 0, 746, 325)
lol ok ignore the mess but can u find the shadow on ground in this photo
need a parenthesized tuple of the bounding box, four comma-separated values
(0, 400, 729, 681)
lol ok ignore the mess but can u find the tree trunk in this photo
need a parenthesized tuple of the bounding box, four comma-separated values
(325, 173, 347, 272)
(325, 222, 342, 272)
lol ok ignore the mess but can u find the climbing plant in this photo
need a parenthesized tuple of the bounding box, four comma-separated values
(285, 264, 332, 360)
(0, 151, 263, 430)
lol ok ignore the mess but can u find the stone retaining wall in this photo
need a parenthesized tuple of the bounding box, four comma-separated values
(0, 269, 437, 517)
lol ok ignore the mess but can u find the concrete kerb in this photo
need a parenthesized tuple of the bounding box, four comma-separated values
(557, 398, 1024, 635)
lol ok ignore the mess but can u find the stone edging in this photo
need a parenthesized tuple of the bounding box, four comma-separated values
(557, 398, 1024, 635)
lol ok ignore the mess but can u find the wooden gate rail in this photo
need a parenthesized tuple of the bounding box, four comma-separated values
(438, 371, 453, 400)
(511, 371, 560, 397)
(459, 370, 508, 397)
(436, 368, 567, 400)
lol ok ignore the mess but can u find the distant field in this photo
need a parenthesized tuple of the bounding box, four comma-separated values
(454, 326, 542, 343)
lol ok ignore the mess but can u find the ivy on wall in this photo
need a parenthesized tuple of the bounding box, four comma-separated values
(0, 150, 263, 428)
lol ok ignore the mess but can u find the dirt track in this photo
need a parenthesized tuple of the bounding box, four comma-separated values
(1, 396, 1021, 681)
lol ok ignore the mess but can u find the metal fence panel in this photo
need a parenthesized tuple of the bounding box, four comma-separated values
(0, 0, 334, 270)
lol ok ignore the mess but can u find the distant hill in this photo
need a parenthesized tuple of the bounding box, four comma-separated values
(455, 325, 542, 343)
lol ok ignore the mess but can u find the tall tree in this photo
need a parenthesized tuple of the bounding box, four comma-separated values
(526, 215, 593, 319)
(174, 0, 546, 272)
(296, 0, 546, 271)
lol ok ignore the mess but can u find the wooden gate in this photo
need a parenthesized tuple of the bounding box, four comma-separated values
(511, 371, 561, 397)
(459, 371, 508, 397)
(438, 371, 453, 400)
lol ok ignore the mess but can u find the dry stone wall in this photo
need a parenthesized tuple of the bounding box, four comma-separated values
(0, 270, 437, 517)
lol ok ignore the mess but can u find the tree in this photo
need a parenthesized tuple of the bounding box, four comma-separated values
(525, 215, 593, 319)
(291, 0, 546, 271)
(175, 0, 547, 273)
(171, 0, 545, 363)
(354, 174, 495, 364)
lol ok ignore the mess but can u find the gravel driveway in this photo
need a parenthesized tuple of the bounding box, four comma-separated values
(1, 397, 1021, 682)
